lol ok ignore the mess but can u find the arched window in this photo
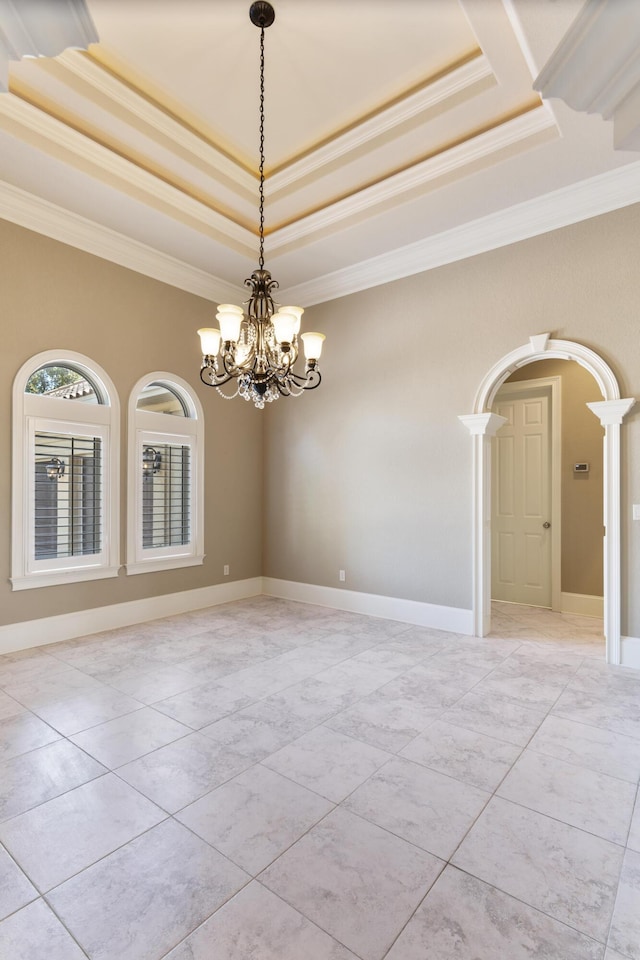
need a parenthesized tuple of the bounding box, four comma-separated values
(12, 351, 120, 589)
(126, 373, 204, 574)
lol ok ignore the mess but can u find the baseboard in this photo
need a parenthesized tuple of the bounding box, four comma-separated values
(262, 578, 474, 635)
(621, 636, 640, 669)
(560, 592, 604, 619)
(0, 578, 263, 655)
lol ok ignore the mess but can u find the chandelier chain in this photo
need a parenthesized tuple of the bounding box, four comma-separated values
(258, 25, 266, 269)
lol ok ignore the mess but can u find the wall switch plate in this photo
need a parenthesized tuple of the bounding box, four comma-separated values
(223, 564, 230, 576)
(339, 569, 346, 582)
(633, 505, 640, 521)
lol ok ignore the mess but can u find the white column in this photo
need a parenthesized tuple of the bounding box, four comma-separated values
(459, 413, 508, 636)
(587, 398, 636, 664)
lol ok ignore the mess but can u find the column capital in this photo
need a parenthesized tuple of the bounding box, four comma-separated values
(587, 398, 636, 426)
(458, 413, 507, 437)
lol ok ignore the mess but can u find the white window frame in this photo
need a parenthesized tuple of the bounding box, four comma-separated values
(12, 350, 120, 590)
(126, 373, 204, 575)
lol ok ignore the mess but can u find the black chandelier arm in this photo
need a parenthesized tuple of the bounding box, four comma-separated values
(200, 364, 236, 389)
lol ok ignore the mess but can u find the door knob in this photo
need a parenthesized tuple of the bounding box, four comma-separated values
(543, 521, 551, 528)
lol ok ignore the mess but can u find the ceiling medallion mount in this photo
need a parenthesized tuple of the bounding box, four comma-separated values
(198, 2, 325, 409)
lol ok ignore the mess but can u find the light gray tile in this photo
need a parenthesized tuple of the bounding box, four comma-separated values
(117, 731, 250, 812)
(471, 671, 567, 711)
(2, 666, 104, 707)
(553, 686, 640, 740)
(102, 665, 203, 704)
(0, 692, 26, 722)
(344, 756, 489, 860)
(605, 949, 632, 960)
(153, 681, 255, 729)
(442, 690, 545, 746)
(400, 719, 521, 792)
(385, 866, 604, 960)
(0, 651, 73, 686)
(452, 796, 623, 942)
(0, 900, 87, 960)
(164, 881, 358, 959)
(609, 849, 640, 960)
(498, 750, 636, 844)
(529, 715, 640, 783)
(0, 846, 37, 921)
(70, 706, 191, 767)
(0, 773, 166, 891)
(0, 739, 106, 821)
(0, 712, 61, 763)
(260, 807, 443, 960)
(263, 725, 392, 802)
(200, 711, 301, 762)
(628, 793, 640, 853)
(47, 819, 249, 960)
(30, 687, 144, 736)
(177, 765, 333, 874)
(325, 692, 442, 753)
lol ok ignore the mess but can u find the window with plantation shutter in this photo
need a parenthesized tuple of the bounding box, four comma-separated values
(12, 352, 120, 590)
(127, 374, 204, 575)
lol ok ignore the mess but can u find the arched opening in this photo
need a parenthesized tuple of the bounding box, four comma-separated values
(460, 334, 635, 665)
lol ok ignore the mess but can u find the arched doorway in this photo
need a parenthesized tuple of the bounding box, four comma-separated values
(460, 333, 635, 665)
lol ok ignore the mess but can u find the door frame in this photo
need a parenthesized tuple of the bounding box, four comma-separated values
(491, 376, 561, 613)
(459, 333, 636, 665)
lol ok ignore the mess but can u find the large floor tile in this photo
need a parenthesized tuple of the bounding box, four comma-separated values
(260, 807, 443, 960)
(386, 866, 604, 960)
(325, 692, 442, 753)
(608, 849, 640, 960)
(29, 687, 144, 737)
(452, 796, 623, 942)
(116, 731, 251, 812)
(497, 749, 636, 844)
(0, 691, 26, 721)
(553, 686, 640, 740)
(0, 711, 61, 763)
(263, 725, 392, 802)
(628, 793, 640, 853)
(400, 719, 521, 792)
(200, 711, 302, 762)
(0, 773, 166, 891)
(344, 756, 489, 859)
(471, 671, 567, 711)
(0, 650, 73, 686)
(70, 706, 192, 767)
(529, 714, 640, 782)
(177, 765, 333, 874)
(101, 665, 203, 704)
(47, 819, 249, 960)
(153, 681, 255, 729)
(0, 739, 106, 821)
(0, 899, 87, 960)
(164, 881, 358, 959)
(0, 846, 37, 920)
(441, 690, 546, 746)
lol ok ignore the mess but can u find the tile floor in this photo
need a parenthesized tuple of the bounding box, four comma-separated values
(0, 597, 638, 959)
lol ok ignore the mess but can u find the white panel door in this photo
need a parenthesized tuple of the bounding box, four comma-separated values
(492, 392, 552, 607)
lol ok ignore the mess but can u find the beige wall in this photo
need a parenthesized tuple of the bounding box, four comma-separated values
(503, 359, 603, 598)
(264, 203, 640, 635)
(0, 219, 263, 626)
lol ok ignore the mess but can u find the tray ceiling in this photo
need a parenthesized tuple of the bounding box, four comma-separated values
(0, 0, 638, 305)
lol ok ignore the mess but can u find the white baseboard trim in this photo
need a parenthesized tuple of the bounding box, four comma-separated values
(0, 578, 263, 655)
(262, 578, 474, 635)
(560, 592, 604, 619)
(621, 636, 640, 670)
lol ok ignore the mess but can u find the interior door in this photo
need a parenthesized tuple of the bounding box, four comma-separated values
(492, 390, 552, 607)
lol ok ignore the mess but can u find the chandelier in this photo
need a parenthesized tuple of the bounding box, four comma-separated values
(198, 1, 325, 410)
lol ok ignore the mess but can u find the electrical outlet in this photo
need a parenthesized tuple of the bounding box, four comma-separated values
(339, 569, 346, 582)
(633, 505, 640, 521)
(223, 564, 230, 576)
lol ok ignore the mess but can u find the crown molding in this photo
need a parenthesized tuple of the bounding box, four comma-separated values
(534, 0, 640, 150)
(0, 93, 256, 253)
(280, 159, 640, 306)
(268, 104, 555, 250)
(0, 180, 243, 303)
(57, 51, 256, 195)
(269, 53, 493, 193)
(0, 0, 97, 91)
